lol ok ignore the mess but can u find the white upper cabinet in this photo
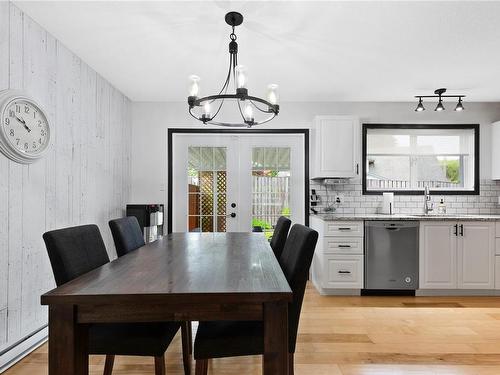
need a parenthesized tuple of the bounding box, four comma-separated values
(312, 116, 360, 178)
(492, 121, 500, 179)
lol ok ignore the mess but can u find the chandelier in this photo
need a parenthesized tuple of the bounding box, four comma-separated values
(414, 88, 465, 112)
(187, 12, 279, 128)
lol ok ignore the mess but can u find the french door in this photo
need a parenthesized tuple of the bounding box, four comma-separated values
(171, 132, 305, 234)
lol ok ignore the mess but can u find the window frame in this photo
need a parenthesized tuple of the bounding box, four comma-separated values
(362, 123, 480, 195)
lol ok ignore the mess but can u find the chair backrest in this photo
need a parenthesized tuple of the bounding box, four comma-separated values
(269, 216, 292, 260)
(278, 224, 318, 353)
(109, 216, 146, 257)
(43, 224, 110, 286)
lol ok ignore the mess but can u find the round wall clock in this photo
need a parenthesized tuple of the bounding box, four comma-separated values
(0, 90, 52, 164)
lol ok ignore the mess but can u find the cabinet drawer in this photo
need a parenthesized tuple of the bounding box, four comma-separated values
(324, 221, 363, 237)
(324, 255, 363, 289)
(323, 237, 363, 255)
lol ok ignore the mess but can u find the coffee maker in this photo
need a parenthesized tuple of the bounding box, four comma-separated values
(126, 204, 164, 243)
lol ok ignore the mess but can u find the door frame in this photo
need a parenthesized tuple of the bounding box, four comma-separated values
(167, 128, 309, 233)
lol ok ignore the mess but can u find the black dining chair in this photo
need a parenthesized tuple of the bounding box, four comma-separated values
(109, 216, 145, 257)
(43, 224, 191, 375)
(193, 224, 318, 375)
(269, 216, 292, 260)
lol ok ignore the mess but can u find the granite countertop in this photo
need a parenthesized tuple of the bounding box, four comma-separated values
(311, 213, 500, 221)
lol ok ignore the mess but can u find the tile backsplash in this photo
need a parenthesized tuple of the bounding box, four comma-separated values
(310, 179, 500, 215)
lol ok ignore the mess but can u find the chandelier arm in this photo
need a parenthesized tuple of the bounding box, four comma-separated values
(215, 54, 233, 98)
(250, 99, 271, 113)
(236, 97, 247, 123)
(205, 112, 276, 127)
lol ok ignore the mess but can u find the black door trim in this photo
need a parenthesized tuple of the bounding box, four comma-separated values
(167, 128, 309, 233)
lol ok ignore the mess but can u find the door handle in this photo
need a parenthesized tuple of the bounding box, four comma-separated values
(454, 224, 458, 236)
(338, 227, 352, 231)
(338, 270, 351, 274)
(460, 224, 464, 237)
(227, 213, 236, 218)
(338, 245, 351, 248)
(356, 163, 359, 175)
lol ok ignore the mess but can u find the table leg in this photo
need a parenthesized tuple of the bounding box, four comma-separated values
(48, 305, 88, 375)
(263, 301, 288, 375)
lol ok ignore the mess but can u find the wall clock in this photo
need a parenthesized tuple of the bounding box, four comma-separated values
(0, 90, 51, 164)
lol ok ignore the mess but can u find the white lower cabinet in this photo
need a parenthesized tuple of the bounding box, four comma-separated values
(420, 221, 495, 290)
(310, 216, 364, 294)
(324, 255, 363, 288)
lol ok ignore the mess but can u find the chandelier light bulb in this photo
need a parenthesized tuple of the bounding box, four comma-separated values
(455, 98, 464, 111)
(188, 75, 200, 97)
(235, 65, 247, 89)
(243, 102, 254, 121)
(267, 84, 279, 105)
(203, 102, 211, 117)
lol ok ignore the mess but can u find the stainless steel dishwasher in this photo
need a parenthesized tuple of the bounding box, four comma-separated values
(365, 221, 419, 290)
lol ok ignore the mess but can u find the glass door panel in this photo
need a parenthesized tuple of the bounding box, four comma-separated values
(187, 146, 227, 232)
(251, 147, 291, 238)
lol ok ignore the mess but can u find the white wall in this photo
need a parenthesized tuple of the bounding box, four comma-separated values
(0, 2, 132, 357)
(131, 101, 500, 206)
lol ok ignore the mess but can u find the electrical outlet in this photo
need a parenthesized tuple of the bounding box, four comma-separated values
(334, 193, 344, 205)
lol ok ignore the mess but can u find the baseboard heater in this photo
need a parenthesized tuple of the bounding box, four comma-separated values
(0, 325, 48, 373)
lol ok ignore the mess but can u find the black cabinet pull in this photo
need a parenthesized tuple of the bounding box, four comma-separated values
(338, 270, 351, 274)
(454, 224, 458, 236)
(338, 227, 352, 231)
(338, 245, 351, 248)
(460, 224, 464, 236)
(356, 163, 359, 175)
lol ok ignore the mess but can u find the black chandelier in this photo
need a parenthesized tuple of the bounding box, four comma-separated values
(415, 88, 465, 112)
(187, 12, 279, 128)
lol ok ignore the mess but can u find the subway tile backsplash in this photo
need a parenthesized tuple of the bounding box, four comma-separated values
(310, 179, 500, 215)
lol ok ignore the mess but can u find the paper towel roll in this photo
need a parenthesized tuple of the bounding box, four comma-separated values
(382, 192, 394, 215)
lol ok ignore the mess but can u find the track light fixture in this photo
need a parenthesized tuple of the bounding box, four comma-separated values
(415, 97, 425, 112)
(414, 88, 465, 113)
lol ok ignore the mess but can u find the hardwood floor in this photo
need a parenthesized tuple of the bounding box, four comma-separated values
(6, 283, 500, 375)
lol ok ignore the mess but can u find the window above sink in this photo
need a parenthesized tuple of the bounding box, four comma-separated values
(362, 124, 479, 195)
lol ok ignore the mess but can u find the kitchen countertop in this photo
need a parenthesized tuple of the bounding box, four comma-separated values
(311, 213, 500, 221)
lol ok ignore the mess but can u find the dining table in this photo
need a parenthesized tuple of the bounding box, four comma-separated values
(41, 232, 293, 375)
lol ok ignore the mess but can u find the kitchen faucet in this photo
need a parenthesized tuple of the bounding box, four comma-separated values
(424, 186, 433, 214)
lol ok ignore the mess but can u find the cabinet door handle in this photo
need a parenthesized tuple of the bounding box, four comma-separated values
(338, 227, 352, 231)
(454, 224, 458, 236)
(356, 163, 359, 175)
(338, 270, 351, 274)
(460, 224, 464, 237)
(338, 245, 351, 248)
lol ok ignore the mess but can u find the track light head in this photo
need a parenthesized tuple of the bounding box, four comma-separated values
(435, 99, 445, 112)
(455, 97, 464, 111)
(415, 98, 425, 112)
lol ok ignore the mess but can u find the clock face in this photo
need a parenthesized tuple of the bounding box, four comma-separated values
(2, 99, 50, 156)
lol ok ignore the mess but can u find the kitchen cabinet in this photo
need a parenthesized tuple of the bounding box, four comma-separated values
(312, 116, 360, 178)
(491, 121, 500, 179)
(420, 221, 495, 289)
(310, 216, 364, 294)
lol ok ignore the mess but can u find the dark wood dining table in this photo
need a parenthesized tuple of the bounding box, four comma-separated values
(41, 232, 293, 375)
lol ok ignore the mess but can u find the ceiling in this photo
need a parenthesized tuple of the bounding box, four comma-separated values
(14, 1, 500, 102)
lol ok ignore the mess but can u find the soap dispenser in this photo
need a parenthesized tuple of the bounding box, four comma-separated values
(437, 198, 446, 215)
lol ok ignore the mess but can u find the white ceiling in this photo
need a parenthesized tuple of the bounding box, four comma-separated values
(14, 1, 500, 102)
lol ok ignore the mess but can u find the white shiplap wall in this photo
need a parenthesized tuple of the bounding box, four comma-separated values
(0, 2, 132, 354)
